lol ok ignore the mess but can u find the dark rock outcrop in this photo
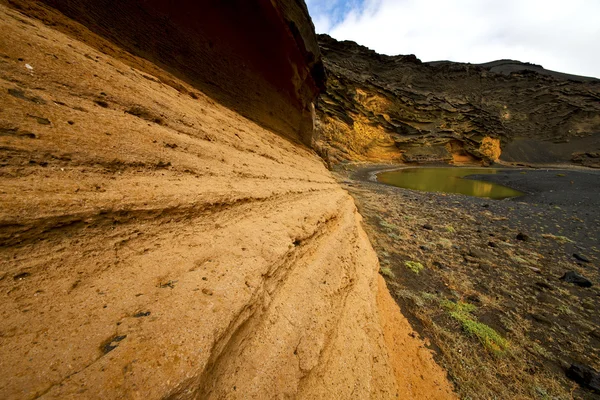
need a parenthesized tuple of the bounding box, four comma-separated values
(560, 271, 593, 287)
(8, 0, 325, 145)
(566, 363, 600, 393)
(314, 34, 600, 166)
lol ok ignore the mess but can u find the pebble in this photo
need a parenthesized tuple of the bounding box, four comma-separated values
(516, 232, 529, 241)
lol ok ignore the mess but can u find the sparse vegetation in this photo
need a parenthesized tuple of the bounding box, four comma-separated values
(379, 218, 399, 231)
(541, 233, 574, 243)
(395, 289, 425, 307)
(442, 300, 509, 356)
(380, 266, 395, 278)
(405, 260, 424, 274)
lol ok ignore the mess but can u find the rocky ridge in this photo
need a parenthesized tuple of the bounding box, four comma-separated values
(315, 34, 600, 167)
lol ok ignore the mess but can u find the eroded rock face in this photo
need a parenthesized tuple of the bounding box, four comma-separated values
(8, 0, 325, 145)
(0, 2, 456, 399)
(315, 34, 600, 166)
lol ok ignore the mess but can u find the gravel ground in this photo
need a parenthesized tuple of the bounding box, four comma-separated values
(335, 163, 600, 399)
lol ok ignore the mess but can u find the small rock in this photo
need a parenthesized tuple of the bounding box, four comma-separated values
(468, 248, 487, 259)
(488, 241, 497, 248)
(477, 262, 492, 272)
(516, 232, 529, 241)
(573, 253, 590, 263)
(466, 294, 481, 304)
(133, 311, 151, 318)
(423, 224, 433, 230)
(528, 267, 541, 274)
(202, 288, 213, 296)
(432, 261, 447, 269)
(566, 363, 600, 392)
(560, 271, 593, 287)
(419, 245, 431, 252)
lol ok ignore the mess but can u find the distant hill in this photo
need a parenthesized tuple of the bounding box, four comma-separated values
(428, 59, 599, 82)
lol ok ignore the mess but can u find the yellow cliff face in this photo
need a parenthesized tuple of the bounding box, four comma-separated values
(0, 4, 455, 399)
(479, 137, 502, 161)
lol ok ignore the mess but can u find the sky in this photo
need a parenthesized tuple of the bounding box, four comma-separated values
(306, 0, 600, 78)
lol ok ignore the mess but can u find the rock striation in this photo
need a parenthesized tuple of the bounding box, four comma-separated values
(0, 2, 455, 399)
(315, 34, 600, 166)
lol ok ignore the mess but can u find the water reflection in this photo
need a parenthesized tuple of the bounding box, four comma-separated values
(377, 168, 523, 200)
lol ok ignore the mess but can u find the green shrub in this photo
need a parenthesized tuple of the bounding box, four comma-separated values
(405, 261, 424, 274)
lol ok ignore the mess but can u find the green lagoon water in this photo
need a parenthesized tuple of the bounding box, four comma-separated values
(377, 168, 523, 200)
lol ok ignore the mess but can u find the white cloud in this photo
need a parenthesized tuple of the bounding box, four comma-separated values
(308, 0, 600, 78)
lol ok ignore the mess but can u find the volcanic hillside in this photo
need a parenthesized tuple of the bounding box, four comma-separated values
(315, 34, 600, 167)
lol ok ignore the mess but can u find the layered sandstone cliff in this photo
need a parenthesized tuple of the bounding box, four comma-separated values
(315, 34, 600, 167)
(0, 2, 454, 399)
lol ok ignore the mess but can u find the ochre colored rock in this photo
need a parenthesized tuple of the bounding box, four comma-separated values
(8, 0, 325, 145)
(0, 3, 455, 399)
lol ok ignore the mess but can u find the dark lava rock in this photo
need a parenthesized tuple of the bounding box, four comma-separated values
(560, 271, 593, 287)
(133, 311, 151, 318)
(423, 223, 433, 230)
(566, 363, 600, 392)
(466, 294, 481, 304)
(516, 232, 529, 241)
(573, 253, 591, 263)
